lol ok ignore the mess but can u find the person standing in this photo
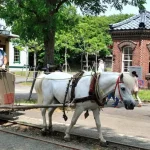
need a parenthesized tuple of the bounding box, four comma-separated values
(132, 71, 142, 107)
(98, 59, 105, 73)
(0, 48, 7, 70)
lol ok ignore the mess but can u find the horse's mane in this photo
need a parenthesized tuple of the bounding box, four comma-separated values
(82, 71, 135, 91)
(82, 71, 93, 76)
(123, 73, 135, 91)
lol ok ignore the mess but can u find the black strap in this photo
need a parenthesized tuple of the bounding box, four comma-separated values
(63, 79, 72, 121)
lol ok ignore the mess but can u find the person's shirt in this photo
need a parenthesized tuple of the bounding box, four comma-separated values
(133, 76, 139, 92)
(0, 49, 6, 67)
(98, 62, 104, 72)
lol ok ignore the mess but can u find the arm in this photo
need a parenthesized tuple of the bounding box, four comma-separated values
(3, 56, 8, 65)
(1, 55, 7, 69)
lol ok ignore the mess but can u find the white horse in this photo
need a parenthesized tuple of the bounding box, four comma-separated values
(34, 71, 135, 146)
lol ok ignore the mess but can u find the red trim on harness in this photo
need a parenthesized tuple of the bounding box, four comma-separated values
(89, 74, 97, 95)
(114, 76, 124, 102)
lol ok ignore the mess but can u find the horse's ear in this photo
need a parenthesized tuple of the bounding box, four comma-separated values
(120, 73, 123, 82)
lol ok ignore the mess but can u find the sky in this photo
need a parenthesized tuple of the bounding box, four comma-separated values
(101, 0, 150, 16)
(77, 0, 150, 16)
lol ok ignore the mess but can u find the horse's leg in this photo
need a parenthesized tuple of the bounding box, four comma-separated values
(47, 99, 58, 132)
(64, 106, 83, 141)
(92, 108, 108, 146)
(47, 107, 56, 133)
(41, 107, 47, 133)
(41, 96, 54, 133)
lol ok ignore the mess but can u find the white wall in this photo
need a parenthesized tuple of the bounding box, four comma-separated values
(9, 42, 29, 71)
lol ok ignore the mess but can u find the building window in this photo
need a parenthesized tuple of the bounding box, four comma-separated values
(122, 46, 133, 72)
(14, 47, 20, 63)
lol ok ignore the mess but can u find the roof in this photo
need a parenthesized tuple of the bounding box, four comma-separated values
(0, 19, 19, 38)
(8, 33, 19, 38)
(109, 10, 150, 30)
(0, 31, 19, 38)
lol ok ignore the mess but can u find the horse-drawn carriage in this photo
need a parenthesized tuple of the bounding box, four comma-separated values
(0, 68, 136, 146)
(0, 70, 15, 106)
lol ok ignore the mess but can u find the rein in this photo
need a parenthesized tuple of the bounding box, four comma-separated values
(114, 76, 124, 102)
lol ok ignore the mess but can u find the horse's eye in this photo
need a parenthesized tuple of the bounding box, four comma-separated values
(121, 87, 125, 91)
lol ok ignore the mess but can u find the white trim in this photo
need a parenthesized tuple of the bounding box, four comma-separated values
(122, 46, 133, 72)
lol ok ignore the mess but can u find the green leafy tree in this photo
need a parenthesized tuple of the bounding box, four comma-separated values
(55, 30, 77, 70)
(54, 13, 137, 69)
(0, 0, 146, 66)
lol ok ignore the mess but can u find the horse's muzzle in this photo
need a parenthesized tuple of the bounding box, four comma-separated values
(124, 101, 135, 110)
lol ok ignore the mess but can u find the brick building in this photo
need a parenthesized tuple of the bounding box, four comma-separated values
(109, 10, 150, 88)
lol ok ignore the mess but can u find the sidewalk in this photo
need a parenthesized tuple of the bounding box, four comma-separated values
(15, 75, 33, 83)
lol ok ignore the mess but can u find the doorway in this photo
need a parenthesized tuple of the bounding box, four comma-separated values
(0, 44, 6, 51)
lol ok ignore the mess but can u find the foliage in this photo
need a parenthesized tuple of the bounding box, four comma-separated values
(72, 0, 146, 15)
(65, 14, 133, 64)
(55, 29, 78, 64)
(73, 16, 112, 56)
(0, 0, 146, 65)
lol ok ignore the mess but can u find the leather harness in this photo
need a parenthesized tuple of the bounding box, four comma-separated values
(69, 71, 106, 106)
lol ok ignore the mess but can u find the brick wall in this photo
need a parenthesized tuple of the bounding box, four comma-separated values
(112, 40, 123, 72)
(112, 39, 150, 88)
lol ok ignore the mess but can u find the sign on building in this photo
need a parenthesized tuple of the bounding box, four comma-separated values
(129, 66, 144, 87)
(129, 66, 142, 79)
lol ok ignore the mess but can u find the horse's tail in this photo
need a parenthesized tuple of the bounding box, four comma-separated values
(34, 72, 46, 104)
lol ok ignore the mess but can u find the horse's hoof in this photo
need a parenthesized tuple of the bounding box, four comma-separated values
(48, 127, 53, 133)
(47, 129, 53, 135)
(100, 141, 109, 147)
(64, 136, 71, 142)
(41, 129, 47, 136)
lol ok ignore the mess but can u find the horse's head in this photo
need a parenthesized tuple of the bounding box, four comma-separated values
(115, 73, 135, 110)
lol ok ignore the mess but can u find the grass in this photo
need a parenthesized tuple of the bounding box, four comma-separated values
(12, 71, 36, 77)
(21, 81, 33, 86)
(15, 99, 37, 105)
(137, 89, 150, 102)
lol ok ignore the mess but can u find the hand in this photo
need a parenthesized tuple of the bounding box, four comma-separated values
(1, 64, 5, 69)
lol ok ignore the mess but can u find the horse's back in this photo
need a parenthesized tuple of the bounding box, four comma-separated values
(43, 72, 72, 79)
(41, 72, 73, 103)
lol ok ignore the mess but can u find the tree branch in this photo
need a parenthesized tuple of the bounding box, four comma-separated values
(16, 0, 47, 24)
(16, 0, 38, 17)
(50, 0, 68, 15)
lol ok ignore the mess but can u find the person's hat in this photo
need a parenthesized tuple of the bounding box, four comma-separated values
(132, 71, 136, 75)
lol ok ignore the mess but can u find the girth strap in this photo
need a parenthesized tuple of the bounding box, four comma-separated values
(89, 73, 105, 106)
(74, 95, 96, 103)
(73, 73, 106, 106)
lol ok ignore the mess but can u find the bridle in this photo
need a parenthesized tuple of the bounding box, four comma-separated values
(114, 76, 124, 102)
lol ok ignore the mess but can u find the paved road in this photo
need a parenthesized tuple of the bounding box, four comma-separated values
(0, 130, 73, 150)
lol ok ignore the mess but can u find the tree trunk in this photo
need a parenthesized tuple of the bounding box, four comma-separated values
(44, 30, 55, 66)
(85, 52, 89, 71)
(65, 46, 68, 72)
(95, 54, 97, 72)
